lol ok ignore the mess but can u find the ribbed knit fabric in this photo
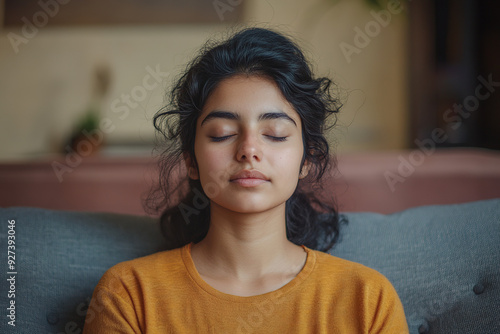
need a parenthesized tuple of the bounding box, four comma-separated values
(83, 243, 408, 333)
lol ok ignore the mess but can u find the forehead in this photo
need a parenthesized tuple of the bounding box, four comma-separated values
(199, 75, 300, 124)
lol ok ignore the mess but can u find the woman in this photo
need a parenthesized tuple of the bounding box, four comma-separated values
(84, 27, 408, 333)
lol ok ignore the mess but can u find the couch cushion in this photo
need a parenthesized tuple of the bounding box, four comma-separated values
(332, 198, 500, 333)
(0, 207, 166, 334)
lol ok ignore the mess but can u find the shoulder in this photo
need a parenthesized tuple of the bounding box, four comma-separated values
(312, 249, 386, 278)
(84, 248, 187, 333)
(309, 249, 398, 294)
(308, 249, 409, 332)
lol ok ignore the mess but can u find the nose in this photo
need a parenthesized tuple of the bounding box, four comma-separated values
(236, 132, 262, 162)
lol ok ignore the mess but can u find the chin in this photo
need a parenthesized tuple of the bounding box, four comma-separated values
(216, 197, 286, 214)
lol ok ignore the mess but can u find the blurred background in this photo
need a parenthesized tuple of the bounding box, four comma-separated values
(1, 0, 499, 214)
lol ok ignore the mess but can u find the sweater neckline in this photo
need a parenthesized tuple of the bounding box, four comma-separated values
(181, 242, 316, 303)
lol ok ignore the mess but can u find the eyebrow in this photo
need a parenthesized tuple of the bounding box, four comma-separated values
(200, 110, 297, 127)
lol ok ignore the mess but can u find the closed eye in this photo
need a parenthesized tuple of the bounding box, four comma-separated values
(209, 135, 288, 142)
(209, 135, 235, 142)
(265, 135, 288, 142)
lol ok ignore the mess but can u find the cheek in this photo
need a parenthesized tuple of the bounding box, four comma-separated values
(195, 145, 230, 178)
(272, 145, 304, 174)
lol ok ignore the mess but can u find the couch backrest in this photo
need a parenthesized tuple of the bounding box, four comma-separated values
(0, 199, 498, 333)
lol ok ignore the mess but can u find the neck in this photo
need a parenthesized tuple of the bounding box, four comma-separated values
(191, 201, 303, 281)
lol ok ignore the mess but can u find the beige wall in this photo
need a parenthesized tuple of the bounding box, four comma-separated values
(0, 0, 408, 161)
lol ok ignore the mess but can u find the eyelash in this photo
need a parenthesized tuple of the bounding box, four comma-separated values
(209, 135, 234, 142)
(267, 135, 288, 142)
(209, 135, 288, 142)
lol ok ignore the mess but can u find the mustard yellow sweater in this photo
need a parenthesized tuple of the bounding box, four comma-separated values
(83, 243, 409, 333)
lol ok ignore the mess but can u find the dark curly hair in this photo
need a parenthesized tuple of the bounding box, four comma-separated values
(144, 27, 345, 252)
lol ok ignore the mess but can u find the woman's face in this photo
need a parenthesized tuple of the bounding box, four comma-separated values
(189, 74, 308, 214)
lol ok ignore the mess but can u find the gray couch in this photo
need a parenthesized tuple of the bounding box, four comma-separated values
(1, 199, 499, 333)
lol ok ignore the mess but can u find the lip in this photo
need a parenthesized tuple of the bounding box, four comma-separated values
(230, 169, 270, 187)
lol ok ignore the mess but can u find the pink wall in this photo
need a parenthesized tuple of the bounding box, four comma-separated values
(1, 149, 499, 215)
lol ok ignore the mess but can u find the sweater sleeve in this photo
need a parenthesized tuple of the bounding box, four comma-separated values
(368, 275, 409, 334)
(83, 267, 142, 334)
